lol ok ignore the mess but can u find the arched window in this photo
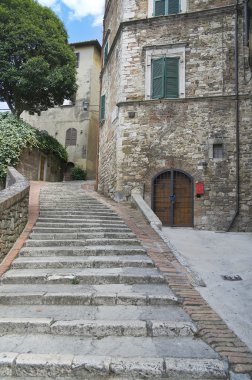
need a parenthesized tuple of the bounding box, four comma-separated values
(65, 128, 77, 146)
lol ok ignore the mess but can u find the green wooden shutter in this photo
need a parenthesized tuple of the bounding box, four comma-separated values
(104, 42, 109, 65)
(100, 95, 105, 120)
(154, 0, 166, 16)
(168, 0, 180, 14)
(165, 57, 179, 98)
(152, 58, 165, 99)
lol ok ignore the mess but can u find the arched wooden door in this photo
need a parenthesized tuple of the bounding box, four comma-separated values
(153, 170, 193, 227)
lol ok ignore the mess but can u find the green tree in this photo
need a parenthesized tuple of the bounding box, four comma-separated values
(0, 0, 77, 118)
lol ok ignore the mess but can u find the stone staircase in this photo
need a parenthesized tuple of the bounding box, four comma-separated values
(0, 182, 229, 379)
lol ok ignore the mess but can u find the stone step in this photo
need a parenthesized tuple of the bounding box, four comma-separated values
(35, 221, 126, 227)
(39, 206, 111, 210)
(29, 232, 136, 240)
(0, 304, 191, 323)
(0, 317, 197, 337)
(1, 267, 165, 285)
(39, 209, 116, 214)
(0, 333, 223, 360)
(0, 283, 180, 308)
(11, 255, 154, 269)
(19, 245, 147, 257)
(38, 214, 121, 220)
(32, 226, 131, 233)
(37, 217, 125, 224)
(39, 212, 118, 219)
(24, 238, 141, 247)
(0, 353, 228, 379)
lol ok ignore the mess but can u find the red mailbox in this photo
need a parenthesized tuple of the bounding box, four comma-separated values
(196, 182, 204, 195)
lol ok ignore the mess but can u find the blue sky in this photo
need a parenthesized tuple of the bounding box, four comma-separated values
(0, 0, 104, 110)
(38, 0, 104, 43)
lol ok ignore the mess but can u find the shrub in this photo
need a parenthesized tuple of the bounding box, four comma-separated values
(71, 166, 86, 181)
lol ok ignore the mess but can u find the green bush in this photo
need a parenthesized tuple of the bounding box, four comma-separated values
(71, 166, 86, 181)
(0, 112, 68, 184)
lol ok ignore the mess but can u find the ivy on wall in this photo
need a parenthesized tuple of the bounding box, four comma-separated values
(0, 113, 68, 184)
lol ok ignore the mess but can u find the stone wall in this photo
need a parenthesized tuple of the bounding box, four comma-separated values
(99, 0, 252, 231)
(16, 148, 64, 182)
(0, 167, 29, 260)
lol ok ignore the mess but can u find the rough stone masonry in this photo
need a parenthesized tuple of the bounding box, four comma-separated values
(99, 0, 252, 231)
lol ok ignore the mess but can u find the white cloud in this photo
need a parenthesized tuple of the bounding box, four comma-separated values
(37, 0, 104, 25)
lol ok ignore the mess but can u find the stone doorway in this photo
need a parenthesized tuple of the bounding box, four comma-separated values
(152, 169, 193, 227)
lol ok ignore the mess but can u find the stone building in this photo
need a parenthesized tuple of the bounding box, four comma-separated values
(98, 0, 252, 231)
(22, 40, 101, 180)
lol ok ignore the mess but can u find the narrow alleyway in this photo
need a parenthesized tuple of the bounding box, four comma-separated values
(0, 182, 228, 379)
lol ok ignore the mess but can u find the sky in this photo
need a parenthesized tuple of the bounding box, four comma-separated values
(0, 0, 105, 111)
(37, 0, 104, 43)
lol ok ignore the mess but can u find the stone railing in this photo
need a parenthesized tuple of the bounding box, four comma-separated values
(0, 167, 30, 259)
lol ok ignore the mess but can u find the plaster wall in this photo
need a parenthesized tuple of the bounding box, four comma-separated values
(22, 43, 101, 179)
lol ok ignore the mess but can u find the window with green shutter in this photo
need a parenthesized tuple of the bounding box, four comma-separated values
(151, 57, 179, 99)
(153, 0, 180, 16)
(152, 58, 165, 99)
(100, 95, 105, 121)
(168, 0, 180, 14)
(165, 57, 179, 98)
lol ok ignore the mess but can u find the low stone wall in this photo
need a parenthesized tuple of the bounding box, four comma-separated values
(0, 167, 30, 260)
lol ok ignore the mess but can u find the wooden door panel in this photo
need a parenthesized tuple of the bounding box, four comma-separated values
(153, 172, 171, 226)
(173, 171, 193, 227)
(153, 170, 193, 227)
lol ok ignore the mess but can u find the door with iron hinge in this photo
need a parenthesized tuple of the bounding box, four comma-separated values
(153, 169, 193, 227)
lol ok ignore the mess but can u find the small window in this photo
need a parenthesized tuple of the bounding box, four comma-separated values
(213, 144, 224, 159)
(154, 0, 180, 16)
(65, 128, 77, 146)
(104, 41, 109, 65)
(152, 57, 179, 99)
(76, 52, 80, 68)
(100, 95, 106, 121)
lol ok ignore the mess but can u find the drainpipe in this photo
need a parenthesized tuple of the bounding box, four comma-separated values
(227, 0, 240, 231)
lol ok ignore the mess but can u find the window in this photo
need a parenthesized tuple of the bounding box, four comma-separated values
(65, 128, 77, 146)
(154, 0, 180, 16)
(100, 95, 106, 121)
(213, 144, 224, 159)
(145, 46, 185, 99)
(104, 41, 109, 65)
(152, 57, 179, 99)
(75, 52, 80, 68)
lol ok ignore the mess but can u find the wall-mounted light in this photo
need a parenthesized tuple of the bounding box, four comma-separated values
(80, 130, 83, 134)
(83, 100, 89, 111)
(55, 131, 58, 136)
